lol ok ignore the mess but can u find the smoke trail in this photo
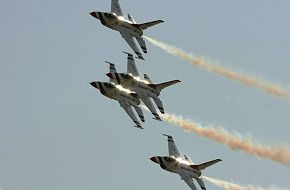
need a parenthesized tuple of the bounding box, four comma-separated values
(203, 176, 288, 190)
(144, 36, 290, 100)
(160, 113, 290, 167)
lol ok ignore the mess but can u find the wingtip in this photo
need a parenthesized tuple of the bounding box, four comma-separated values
(162, 134, 171, 137)
(122, 51, 132, 55)
(105, 61, 114, 65)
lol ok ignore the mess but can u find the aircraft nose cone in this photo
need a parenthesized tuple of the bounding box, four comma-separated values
(150, 157, 158, 163)
(106, 72, 113, 79)
(90, 82, 99, 89)
(90, 12, 99, 19)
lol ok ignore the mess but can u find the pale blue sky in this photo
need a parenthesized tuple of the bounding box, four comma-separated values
(1, 0, 290, 190)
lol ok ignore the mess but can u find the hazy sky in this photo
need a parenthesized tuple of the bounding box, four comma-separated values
(1, 0, 290, 190)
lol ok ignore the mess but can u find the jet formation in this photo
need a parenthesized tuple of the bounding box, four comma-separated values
(89, 1, 222, 190)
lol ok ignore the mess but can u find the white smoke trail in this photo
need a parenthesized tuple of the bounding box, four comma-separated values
(144, 36, 290, 100)
(160, 113, 290, 167)
(203, 176, 288, 190)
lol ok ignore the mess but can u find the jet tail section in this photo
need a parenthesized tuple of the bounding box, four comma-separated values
(128, 14, 136, 23)
(153, 80, 181, 91)
(183, 154, 194, 164)
(192, 159, 222, 170)
(144, 74, 153, 83)
(133, 20, 164, 30)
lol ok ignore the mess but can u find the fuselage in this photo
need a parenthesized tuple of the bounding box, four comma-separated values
(90, 11, 143, 37)
(107, 72, 160, 98)
(150, 156, 201, 179)
(90, 81, 140, 107)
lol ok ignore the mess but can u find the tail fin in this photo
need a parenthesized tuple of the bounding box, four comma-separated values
(183, 155, 194, 164)
(128, 14, 136, 23)
(191, 159, 222, 171)
(144, 74, 153, 83)
(134, 20, 164, 30)
(152, 80, 181, 91)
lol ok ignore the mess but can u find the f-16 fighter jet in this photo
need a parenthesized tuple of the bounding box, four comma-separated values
(150, 134, 222, 190)
(89, 0, 164, 60)
(90, 81, 144, 129)
(106, 52, 181, 121)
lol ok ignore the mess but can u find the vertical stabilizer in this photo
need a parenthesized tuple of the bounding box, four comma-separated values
(128, 14, 136, 23)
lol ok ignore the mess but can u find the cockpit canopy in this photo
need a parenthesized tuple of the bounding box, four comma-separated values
(164, 156, 176, 163)
(104, 12, 117, 19)
(104, 82, 116, 89)
(121, 73, 134, 80)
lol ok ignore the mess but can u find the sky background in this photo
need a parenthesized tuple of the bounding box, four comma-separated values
(1, 0, 290, 190)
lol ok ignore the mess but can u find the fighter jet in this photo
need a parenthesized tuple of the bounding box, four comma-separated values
(150, 134, 222, 190)
(106, 52, 181, 121)
(90, 81, 144, 129)
(89, 0, 164, 60)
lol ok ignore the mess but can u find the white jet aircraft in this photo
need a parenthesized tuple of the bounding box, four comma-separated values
(150, 134, 222, 190)
(90, 0, 164, 60)
(90, 81, 144, 129)
(106, 52, 181, 121)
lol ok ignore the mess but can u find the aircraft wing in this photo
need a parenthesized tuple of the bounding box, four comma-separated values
(123, 52, 139, 76)
(111, 0, 123, 16)
(163, 134, 180, 157)
(181, 175, 198, 190)
(119, 30, 144, 60)
(119, 101, 143, 129)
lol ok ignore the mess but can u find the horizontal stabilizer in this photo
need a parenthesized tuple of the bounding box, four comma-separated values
(192, 159, 222, 170)
(133, 20, 164, 30)
(153, 80, 181, 91)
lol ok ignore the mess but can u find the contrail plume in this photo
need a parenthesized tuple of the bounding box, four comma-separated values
(144, 36, 290, 100)
(160, 113, 290, 167)
(203, 176, 287, 190)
